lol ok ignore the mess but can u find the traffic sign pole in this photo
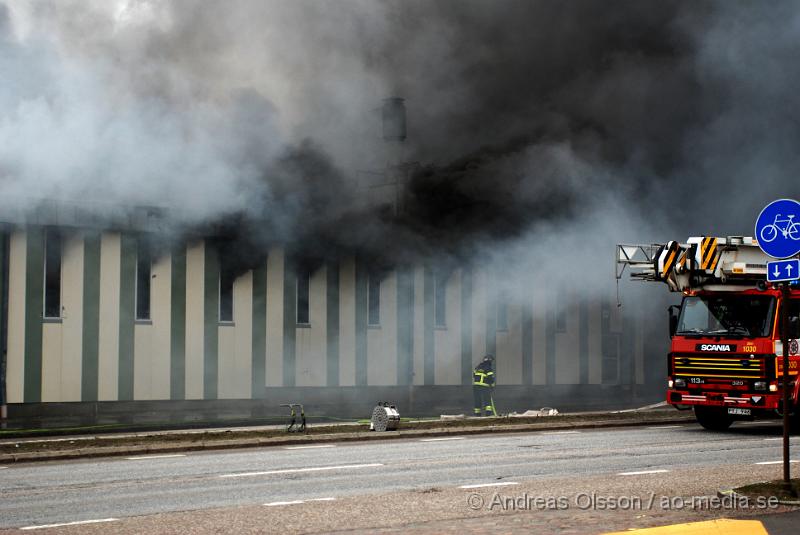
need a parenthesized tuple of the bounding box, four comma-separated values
(782, 282, 791, 488)
(755, 199, 800, 490)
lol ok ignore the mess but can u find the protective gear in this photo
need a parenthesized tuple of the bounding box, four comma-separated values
(472, 355, 497, 416)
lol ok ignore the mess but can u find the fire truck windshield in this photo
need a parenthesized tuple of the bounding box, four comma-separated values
(676, 295, 775, 338)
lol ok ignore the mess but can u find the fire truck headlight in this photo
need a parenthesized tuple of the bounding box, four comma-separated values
(774, 340, 783, 355)
(674, 378, 687, 388)
(769, 384, 779, 392)
(668, 380, 674, 388)
(754, 381, 767, 391)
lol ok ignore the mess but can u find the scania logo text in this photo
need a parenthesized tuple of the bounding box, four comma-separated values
(697, 344, 734, 352)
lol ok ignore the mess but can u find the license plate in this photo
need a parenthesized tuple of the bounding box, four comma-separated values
(728, 408, 751, 416)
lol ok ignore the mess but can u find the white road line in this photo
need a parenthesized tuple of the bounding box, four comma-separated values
(754, 460, 800, 465)
(763, 437, 799, 441)
(647, 425, 685, 429)
(264, 497, 336, 507)
(617, 469, 670, 476)
(459, 482, 519, 489)
(419, 437, 466, 442)
(284, 445, 336, 450)
(0, 466, 7, 469)
(264, 500, 304, 507)
(124, 454, 187, 460)
(220, 462, 383, 478)
(542, 431, 581, 435)
(21, 518, 119, 530)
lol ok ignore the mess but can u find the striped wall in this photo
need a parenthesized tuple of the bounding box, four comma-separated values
(2, 226, 643, 404)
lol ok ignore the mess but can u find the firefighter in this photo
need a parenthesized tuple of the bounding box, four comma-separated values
(473, 354, 497, 417)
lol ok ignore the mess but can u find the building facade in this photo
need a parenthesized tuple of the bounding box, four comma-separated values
(0, 217, 660, 426)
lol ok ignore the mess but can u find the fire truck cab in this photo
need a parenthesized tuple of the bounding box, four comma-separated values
(617, 237, 800, 430)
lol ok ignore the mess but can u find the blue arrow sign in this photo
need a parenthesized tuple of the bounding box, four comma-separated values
(755, 198, 800, 259)
(767, 259, 800, 282)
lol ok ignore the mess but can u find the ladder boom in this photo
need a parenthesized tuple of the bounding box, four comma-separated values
(616, 236, 780, 292)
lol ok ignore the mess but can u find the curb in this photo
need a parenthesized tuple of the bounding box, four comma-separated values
(0, 413, 696, 464)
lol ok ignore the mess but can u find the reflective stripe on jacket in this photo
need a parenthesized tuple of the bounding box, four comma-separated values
(473, 361, 495, 387)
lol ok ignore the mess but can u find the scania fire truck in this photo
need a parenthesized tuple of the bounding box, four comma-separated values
(616, 236, 800, 430)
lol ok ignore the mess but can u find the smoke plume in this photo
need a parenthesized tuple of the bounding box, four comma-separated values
(2, 0, 800, 330)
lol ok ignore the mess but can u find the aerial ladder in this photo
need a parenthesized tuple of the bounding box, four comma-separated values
(616, 236, 771, 295)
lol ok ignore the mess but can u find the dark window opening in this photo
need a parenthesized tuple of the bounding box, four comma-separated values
(600, 301, 618, 383)
(602, 333, 620, 383)
(219, 260, 234, 323)
(434, 271, 448, 327)
(496, 292, 508, 331)
(296, 270, 310, 325)
(555, 293, 567, 333)
(368, 272, 381, 326)
(43, 230, 62, 318)
(135, 242, 151, 321)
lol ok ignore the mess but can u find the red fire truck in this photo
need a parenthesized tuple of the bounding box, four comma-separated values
(617, 236, 800, 430)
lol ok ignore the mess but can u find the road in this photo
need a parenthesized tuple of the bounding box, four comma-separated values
(1, 420, 799, 533)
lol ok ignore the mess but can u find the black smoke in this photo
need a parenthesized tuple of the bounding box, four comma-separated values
(2, 0, 800, 279)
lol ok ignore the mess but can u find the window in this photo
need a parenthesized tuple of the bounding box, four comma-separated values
(783, 300, 800, 339)
(555, 296, 567, 333)
(219, 262, 234, 323)
(43, 230, 62, 318)
(496, 292, 508, 331)
(135, 241, 151, 321)
(296, 270, 310, 325)
(678, 295, 775, 337)
(368, 272, 381, 326)
(434, 271, 447, 327)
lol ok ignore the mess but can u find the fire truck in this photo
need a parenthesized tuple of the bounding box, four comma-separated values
(616, 236, 800, 430)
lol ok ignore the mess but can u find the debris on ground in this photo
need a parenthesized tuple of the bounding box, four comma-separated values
(509, 407, 559, 417)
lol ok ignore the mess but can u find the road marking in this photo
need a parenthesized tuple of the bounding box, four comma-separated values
(0, 466, 7, 470)
(459, 482, 519, 489)
(763, 437, 799, 441)
(617, 469, 670, 476)
(420, 437, 466, 442)
(284, 445, 336, 450)
(647, 425, 685, 429)
(265, 500, 304, 507)
(220, 463, 383, 478)
(542, 431, 581, 435)
(754, 460, 800, 465)
(21, 518, 119, 530)
(602, 518, 768, 535)
(124, 454, 187, 460)
(264, 497, 336, 507)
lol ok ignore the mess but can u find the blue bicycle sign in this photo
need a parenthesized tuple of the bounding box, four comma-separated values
(755, 198, 800, 258)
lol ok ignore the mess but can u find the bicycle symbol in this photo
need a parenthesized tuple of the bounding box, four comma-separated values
(759, 213, 800, 243)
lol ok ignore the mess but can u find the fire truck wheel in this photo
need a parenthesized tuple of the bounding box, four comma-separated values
(694, 406, 732, 431)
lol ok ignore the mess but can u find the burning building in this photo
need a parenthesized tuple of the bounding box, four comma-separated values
(0, 198, 656, 426)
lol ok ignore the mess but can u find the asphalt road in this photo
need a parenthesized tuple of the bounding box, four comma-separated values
(1, 420, 799, 531)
